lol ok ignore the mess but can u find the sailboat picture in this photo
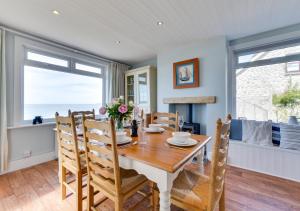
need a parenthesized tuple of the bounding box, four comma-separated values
(173, 58, 199, 89)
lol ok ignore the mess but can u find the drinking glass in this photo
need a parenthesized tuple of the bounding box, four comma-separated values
(139, 125, 148, 145)
(178, 116, 184, 131)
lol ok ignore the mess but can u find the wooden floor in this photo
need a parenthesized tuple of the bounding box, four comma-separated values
(0, 160, 300, 211)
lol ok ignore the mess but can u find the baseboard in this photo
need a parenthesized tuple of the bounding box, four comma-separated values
(1, 151, 57, 175)
(227, 163, 300, 183)
(207, 149, 300, 183)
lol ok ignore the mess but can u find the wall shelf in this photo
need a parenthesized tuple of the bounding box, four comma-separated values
(163, 96, 216, 104)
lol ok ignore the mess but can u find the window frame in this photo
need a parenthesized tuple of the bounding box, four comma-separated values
(13, 36, 107, 125)
(229, 38, 300, 119)
(285, 59, 300, 75)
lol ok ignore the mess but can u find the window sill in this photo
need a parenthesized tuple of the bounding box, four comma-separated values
(7, 122, 56, 130)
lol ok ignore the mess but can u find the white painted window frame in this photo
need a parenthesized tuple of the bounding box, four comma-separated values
(13, 36, 108, 125)
(228, 38, 300, 119)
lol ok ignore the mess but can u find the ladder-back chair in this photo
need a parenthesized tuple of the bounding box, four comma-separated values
(150, 112, 179, 131)
(153, 114, 232, 211)
(55, 112, 87, 211)
(82, 118, 152, 211)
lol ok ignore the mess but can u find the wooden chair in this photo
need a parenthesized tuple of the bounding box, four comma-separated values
(55, 112, 87, 211)
(68, 109, 96, 126)
(82, 118, 152, 211)
(153, 114, 232, 211)
(150, 112, 179, 131)
(68, 109, 96, 153)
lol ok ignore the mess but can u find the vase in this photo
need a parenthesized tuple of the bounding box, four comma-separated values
(115, 119, 124, 131)
(288, 116, 298, 125)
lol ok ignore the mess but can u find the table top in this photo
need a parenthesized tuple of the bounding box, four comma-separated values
(118, 130, 211, 173)
(55, 127, 211, 173)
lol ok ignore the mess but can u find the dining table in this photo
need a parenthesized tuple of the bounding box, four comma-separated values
(54, 127, 211, 211)
(117, 129, 211, 211)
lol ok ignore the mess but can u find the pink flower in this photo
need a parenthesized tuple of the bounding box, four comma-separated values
(99, 106, 107, 115)
(118, 104, 128, 114)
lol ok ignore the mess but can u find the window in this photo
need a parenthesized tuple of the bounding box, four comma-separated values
(233, 41, 300, 122)
(286, 61, 300, 75)
(75, 62, 102, 74)
(23, 50, 105, 121)
(27, 51, 69, 67)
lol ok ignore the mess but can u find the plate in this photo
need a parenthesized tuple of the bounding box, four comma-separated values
(166, 137, 197, 147)
(87, 136, 132, 146)
(144, 127, 165, 133)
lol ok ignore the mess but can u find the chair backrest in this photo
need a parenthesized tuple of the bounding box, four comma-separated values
(68, 109, 96, 126)
(82, 118, 121, 198)
(55, 112, 81, 171)
(150, 112, 179, 131)
(207, 114, 232, 211)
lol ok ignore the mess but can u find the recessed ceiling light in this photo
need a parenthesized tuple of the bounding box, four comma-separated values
(157, 21, 164, 26)
(116, 41, 121, 44)
(52, 10, 60, 15)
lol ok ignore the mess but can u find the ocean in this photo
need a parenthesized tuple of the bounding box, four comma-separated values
(24, 104, 101, 120)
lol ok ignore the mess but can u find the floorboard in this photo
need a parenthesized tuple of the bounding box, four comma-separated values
(0, 160, 299, 211)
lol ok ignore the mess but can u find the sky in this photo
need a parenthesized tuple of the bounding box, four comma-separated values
(24, 66, 103, 105)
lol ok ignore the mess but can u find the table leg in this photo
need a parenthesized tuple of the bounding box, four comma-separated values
(159, 190, 171, 211)
(157, 179, 172, 211)
(196, 147, 204, 173)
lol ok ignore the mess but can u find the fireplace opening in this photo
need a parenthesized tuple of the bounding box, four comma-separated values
(169, 103, 207, 163)
(168, 103, 201, 134)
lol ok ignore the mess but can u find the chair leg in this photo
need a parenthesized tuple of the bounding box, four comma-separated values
(115, 199, 122, 211)
(76, 172, 83, 211)
(87, 182, 94, 211)
(151, 182, 159, 211)
(219, 187, 225, 211)
(60, 166, 66, 200)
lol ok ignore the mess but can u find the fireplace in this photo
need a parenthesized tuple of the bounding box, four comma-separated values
(169, 103, 200, 135)
(165, 96, 217, 163)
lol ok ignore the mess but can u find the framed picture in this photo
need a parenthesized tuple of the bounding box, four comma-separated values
(173, 58, 199, 89)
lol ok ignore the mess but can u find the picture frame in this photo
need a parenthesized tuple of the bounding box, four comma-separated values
(173, 58, 199, 89)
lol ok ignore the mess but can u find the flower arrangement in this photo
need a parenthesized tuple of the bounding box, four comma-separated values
(99, 96, 134, 130)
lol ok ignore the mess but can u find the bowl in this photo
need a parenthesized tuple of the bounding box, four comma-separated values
(172, 132, 191, 143)
(116, 131, 127, 142)
(149, 124, 162, 132)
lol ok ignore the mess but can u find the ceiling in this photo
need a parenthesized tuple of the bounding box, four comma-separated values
(1, 0, 300, 65)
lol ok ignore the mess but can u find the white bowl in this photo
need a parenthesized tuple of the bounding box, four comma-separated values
(116, 131, 127, 142)
(172, 132, 191, 143)
(149, 124, 162, 131)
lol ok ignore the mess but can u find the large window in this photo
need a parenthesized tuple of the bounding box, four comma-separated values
(23, 49, 105, 121)
(233, 42, 300, 122)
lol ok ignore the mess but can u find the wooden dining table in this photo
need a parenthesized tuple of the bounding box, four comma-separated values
(54, 128, 211, 211)
(117, 129, 211, 211)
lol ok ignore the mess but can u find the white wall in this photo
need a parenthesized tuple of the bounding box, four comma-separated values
(157, 36, 228, 139)
(8, 124, 56, 161)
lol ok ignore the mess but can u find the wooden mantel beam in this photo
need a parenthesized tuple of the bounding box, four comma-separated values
(163, 96, 216, 104)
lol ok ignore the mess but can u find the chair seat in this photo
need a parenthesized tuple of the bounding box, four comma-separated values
(171, 169, 210, 210)
(120, 169, 148, 194)
(94, 168, 148, 197)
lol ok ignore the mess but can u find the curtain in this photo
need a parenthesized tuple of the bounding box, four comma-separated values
(107, 62, 129, 102)
(0, 29, 8, 172)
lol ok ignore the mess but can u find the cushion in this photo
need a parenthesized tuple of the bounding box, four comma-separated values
(242, 120, 272, 146)
(280, 123, 300, 150)
(272, 123, 281, 146)
(230, 119, 243, 141)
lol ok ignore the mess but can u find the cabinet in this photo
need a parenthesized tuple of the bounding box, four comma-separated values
(125, 66, 157, 114)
